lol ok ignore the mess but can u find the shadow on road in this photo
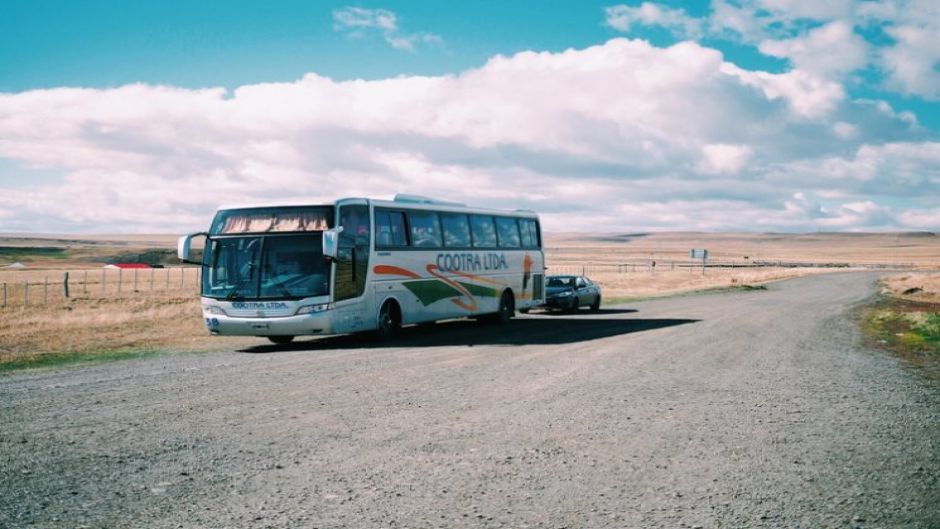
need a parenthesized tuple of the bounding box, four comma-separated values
(532, 308, 638, 316)
(239, 313, 699, 353)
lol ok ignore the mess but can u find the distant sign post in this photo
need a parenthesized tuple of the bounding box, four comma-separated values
(690, 249, 709, 275)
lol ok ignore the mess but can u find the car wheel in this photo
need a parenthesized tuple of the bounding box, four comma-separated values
(568, 297, 580, 313)
(590, 295, 601, 312)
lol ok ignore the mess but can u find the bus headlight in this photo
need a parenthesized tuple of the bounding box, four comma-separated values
(296, 303, 331, 315)
(205, 305, 227, 315)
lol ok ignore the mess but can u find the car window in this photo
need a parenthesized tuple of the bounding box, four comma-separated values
(547, 276, 574, 287)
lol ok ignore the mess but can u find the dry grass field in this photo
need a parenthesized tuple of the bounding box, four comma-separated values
(1, 231, 937, 370)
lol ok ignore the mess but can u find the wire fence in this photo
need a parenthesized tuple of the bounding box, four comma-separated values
(1, 258, 915, 308)
(0, 267, 201, 308)
(546, 258, 915, 276)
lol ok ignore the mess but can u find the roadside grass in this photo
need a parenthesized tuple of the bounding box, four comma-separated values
(594, 266, 830, 300)
(862, 272, 940, 379)
(0, 295, 252, 373)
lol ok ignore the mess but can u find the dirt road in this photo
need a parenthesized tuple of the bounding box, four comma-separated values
(2, 272, 938, 528)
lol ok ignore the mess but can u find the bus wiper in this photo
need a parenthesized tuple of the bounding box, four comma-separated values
(225, 277, 253, 300)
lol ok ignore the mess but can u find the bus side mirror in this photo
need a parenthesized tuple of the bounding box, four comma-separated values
(177, 233, 206, 265)
(322, 227, 343, 259)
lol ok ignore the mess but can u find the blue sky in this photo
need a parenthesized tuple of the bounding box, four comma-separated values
(0, 0, 938, 232)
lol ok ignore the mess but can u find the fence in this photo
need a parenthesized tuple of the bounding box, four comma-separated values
(0, 267, 201, 308)
(546, 258, 914, 277)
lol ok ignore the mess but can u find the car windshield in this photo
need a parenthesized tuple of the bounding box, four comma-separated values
(202, 234, 330, 300)
(547, 276, 576, 287)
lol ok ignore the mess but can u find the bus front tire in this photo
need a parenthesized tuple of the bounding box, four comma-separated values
(376, 300, 402, 339)
(268, 335, 295, 345)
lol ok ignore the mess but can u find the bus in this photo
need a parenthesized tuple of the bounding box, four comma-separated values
(178, 195, 545, 344)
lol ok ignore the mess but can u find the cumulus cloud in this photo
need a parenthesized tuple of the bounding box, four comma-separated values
(332, 6, 442, 52)
(0, 38, 936, 233)
(604, 2, 703, 38)
(758, 20, 868, 78)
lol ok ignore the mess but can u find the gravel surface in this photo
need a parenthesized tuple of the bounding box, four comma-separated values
(1, 272, 938, 528)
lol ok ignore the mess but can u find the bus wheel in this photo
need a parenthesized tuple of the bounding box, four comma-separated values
(492, 290, 515, 324)
(268, 336, 295, 345)
(376, 300, 401, 339)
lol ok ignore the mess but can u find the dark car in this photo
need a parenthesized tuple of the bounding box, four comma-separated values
(541, 275, 602, 312)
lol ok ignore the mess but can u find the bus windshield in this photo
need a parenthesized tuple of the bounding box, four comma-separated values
(202, 234, 330, 300)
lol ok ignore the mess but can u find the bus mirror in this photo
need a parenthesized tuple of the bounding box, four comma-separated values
(177, 233, 206, 265)
(322, 227, 343, 259)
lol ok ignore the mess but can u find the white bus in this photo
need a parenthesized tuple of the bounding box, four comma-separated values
(178, 195, 545, 344)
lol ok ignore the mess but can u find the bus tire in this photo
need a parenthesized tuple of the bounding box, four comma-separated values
(376, 300, 402, 340)
(490, 290, 515, 324)
(267, 335, 295, 345)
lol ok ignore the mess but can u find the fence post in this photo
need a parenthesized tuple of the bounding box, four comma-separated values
(102, 269, 107, 296)
(165, 268, 170, 290)
(150, 268, 155, 292)
(43, 276, 48, 304)
(118, 268, 123, 294)
(64, 272, 70, 299)
(2, 282, 6, 308)
(83, 270, 88, 295)
(180, 267, 184, 290)
(24, 280, 29, 306)
(133, 268, 138, 293)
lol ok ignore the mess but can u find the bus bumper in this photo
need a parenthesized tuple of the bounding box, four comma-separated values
(203, 312, 335, 337)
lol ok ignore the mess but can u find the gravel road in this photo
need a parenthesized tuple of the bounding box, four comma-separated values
(1, 272, 938, 529)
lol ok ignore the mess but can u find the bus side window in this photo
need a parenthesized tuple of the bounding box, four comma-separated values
(496, 217, 521, 248)
(470, 215, 497, 248)
(407, 211, 443, 248)
(520, 219, 539, 248)
(376, 210, 407, 248)
(441, 213, 471, 248)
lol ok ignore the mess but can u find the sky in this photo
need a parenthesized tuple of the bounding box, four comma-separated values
(0, 0, 938, 234)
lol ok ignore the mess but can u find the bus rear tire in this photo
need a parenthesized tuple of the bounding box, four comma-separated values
(376, 300, 402, 340)
(488, 290, 515, 324)
(267, 335, 295, 345)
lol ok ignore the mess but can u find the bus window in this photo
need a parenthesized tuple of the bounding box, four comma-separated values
(375, 210, 408, 247)
(495, 217, 521, 248)
(336, 205, 370, 300)
(520, 218, 539, 248)
(441, 213, 471, 248)
(470, 215, 497, 248)
(408, 211, 443, 248)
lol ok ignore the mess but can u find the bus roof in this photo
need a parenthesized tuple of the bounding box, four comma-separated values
(216, 196, 540, 218)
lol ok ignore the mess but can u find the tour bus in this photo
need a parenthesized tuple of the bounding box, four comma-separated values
(178, 195, 545, 344)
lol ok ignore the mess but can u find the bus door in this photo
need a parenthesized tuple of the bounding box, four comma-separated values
(333, 204, 371, 333)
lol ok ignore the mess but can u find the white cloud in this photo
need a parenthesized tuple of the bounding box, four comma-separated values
(696, 144, 753, 174)
(882, 24, 940, 100)
(758, 20, 868, 78)
(0, 38, 936, 233)
(605, 2, 703, 38)
(332, 7, 398, 32)
(720, 63, 845, 118)
(332, 6, 442, 52)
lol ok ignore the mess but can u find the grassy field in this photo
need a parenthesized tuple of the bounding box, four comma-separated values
(860, 271, 940, 379)
(1, 231, 937, 371)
